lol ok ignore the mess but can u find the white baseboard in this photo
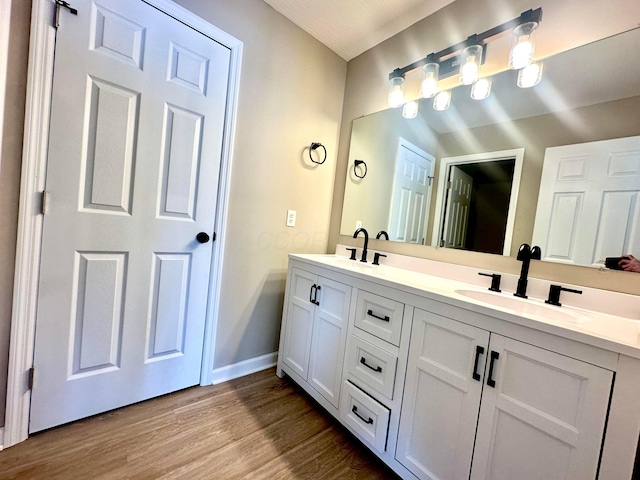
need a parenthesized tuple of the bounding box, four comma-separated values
(0, 426, 4, 451)
(210, 352, 278, 385)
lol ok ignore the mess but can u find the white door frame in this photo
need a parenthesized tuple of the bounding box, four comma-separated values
(4, 0, 242, 448)
(431, 148, 524, 256)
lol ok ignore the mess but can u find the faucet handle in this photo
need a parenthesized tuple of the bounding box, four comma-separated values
(345, 248, 357, 261)
(545, 284, 582, 306)
(373, 253, 387, 265)
(478, 272, 501, 292)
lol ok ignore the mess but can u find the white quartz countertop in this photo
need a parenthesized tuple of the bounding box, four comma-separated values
(290, 252, 640, 360)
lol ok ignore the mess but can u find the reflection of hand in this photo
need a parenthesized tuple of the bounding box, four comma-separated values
(619, 255, 640, 272)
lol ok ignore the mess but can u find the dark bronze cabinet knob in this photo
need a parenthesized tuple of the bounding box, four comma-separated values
(196, 232, 210, 244)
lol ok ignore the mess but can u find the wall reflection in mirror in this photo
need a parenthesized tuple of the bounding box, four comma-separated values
(340, 27, 640, 268)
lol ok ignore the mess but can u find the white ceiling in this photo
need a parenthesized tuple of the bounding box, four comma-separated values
(262, 0, 456, 61)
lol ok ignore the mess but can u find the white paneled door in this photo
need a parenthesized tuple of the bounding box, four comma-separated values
(388, 139, 435, 244)
(442, 166, 472, 249)
(532, 136, 640, 266)
(30, 0, 230, 432)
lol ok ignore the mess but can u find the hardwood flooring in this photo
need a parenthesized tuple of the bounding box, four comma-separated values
(0, 369, 399, 479)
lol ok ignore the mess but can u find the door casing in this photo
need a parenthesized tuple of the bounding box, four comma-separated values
(431, 148, 524, 255)
(4, 0, 242, 448)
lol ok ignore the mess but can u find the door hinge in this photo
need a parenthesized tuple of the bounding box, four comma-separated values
(40, 191, 47, 215)
(446, 181, 452, 189)
(28, 367, 35, 390)
(54, 0, 78, 29)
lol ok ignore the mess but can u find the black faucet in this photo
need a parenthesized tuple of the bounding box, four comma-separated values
(514, 243, 541, 298)
(353, 228, 369, 263)
(376, 230, 389, 240)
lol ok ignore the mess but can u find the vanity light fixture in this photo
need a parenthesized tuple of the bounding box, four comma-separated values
(387, 8, 542, 108)
(433, 90, 451, 111)
(388, 72, 405, 108)
(471, 77, 492, 100)
(460, 42, 483, 85)
(402, 100, 419, 118)
(509, 21, 539, 69)
(420, 57, 439, 98)
(517, 61, 543, 88)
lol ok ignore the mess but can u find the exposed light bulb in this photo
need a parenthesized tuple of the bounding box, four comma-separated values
(509, 22, 538, 69)
(433, 90, 451, 111)
(460, 45, 483, 85)
(517, 61, 543, 88)
(402, 100, 419, 119)
(420, 63, 439, 98)
(388, 76, 405, 108)
(471, 77, 491, 100)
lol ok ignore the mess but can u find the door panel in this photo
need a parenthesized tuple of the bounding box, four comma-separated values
(30, 0, 231, 432)
(282, 268, 317, 379)
(443, 166, 472, 249)
(396, 309, 489, 480)
(533, 135, 640, 265)
(389, 140, 435, 244)
(308, 277, 352, 408)
(470, 335, 613, 480)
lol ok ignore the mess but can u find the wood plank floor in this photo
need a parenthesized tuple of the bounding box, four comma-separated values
(0, 369, 399, 479)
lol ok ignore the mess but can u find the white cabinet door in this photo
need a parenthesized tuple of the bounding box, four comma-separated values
(308, 277, 352, 408)
(281, 267, 352, 407)
(470, 335, 613, 480)
(281, 268, 317, 379)
(396, 309, 490, 480)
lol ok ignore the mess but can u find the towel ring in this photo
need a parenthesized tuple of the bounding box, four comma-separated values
(354, 159, 367, 178)
(309, 142, 327, 164)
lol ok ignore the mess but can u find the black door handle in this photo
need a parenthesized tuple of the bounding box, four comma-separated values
(472, 345, 485, 381)
(360, 357, 382, 373)
(309, 284, 320, 306)
(367, 309, 390, 322)
(196, 232, 210, 243)
(352, 405, 373, 424)
(487, 350, 499, 388)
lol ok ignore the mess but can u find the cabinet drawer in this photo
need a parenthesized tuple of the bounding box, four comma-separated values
(347, 334, 397, 400)
(354, 290, 404, 346)
(339, 381, 390, 453)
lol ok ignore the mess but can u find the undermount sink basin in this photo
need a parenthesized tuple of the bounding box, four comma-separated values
(455, 289, 581, 323)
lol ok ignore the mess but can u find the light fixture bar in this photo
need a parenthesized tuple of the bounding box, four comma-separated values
(388, 8, 542, 81)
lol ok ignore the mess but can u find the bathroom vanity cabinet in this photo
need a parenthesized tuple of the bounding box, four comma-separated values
(276, 254, 640, 480)
(397, 309, 612, 480)
(279, 267, 352, 409)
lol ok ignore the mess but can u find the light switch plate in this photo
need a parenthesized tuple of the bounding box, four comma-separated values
(286, 210, 296, 227)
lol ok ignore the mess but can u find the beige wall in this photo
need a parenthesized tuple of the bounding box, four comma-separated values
(330, 0, 640, 295)
(0, 0, 346, 428)
(0, 0, 31, 430)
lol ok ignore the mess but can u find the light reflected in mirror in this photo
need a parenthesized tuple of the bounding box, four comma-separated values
(340, 27, 640, 266)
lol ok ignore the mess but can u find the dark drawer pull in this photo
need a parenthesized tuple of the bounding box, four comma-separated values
(360, 356, 382, 373)
(352, 405, 373, 424)
(487, 350, 499, 388)
(367, 309, 390, 322)
(472, 345, 485, 381)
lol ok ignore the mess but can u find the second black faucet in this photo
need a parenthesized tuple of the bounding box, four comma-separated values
(353, 228, 369, 263)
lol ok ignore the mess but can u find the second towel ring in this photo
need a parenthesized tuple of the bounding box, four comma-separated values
(354, 159, 367, 179)
(309, 142, 327, 164)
